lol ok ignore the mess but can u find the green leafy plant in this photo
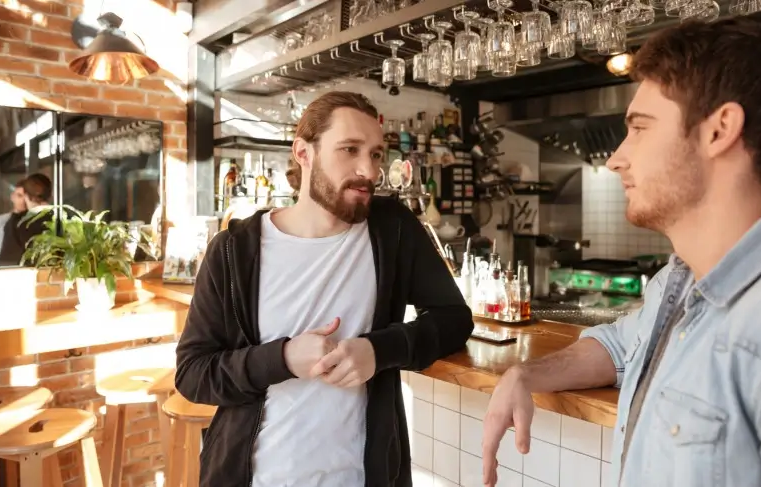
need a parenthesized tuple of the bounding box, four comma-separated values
(21, 205, 155, 296)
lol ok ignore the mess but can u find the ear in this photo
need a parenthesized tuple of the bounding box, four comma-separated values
(292, 138, 314, 170)
(701, 102, 745, 160)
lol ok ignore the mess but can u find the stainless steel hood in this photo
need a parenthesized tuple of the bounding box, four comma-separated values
(494, 83, 638, 165)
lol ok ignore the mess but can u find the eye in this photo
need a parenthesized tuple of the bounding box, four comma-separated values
(341, 146, 358, 155)
(628, 126, 644, 135)
(371, 152, 384, 160)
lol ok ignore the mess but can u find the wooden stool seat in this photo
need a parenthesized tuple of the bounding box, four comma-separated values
(0, 408, 102, 487)
(0, 387, 53, 419)
(96, 368, 173, 405)
(97, 367, 173, 487)
(163, 394, 217, 487)
(0, 408, 96, 456)
(162, 393, 217, 423)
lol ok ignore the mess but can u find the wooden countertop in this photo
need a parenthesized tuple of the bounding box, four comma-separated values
(0, 299, 188, 359)
(137, 279, 618, 427)
(431, 318, 619, 427)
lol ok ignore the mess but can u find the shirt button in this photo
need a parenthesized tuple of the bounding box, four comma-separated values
(670, 425, 680, 436)
(620, 425, 625, 433)
(679, 331, 686, 340)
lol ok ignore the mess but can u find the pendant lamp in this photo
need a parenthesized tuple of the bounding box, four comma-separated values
(69, 12, 159, 84)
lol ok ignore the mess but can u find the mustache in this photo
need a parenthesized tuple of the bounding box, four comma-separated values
(341, 178, 375, 195)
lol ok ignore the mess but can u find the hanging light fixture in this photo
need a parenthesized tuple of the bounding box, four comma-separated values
(69, 12, 159, 84)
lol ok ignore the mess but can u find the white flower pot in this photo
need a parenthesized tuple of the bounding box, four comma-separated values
(75, 278, 115, 312)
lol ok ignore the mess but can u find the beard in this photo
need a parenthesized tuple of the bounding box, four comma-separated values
(626, 136, 706, 232)
(308, 154, 375, 224)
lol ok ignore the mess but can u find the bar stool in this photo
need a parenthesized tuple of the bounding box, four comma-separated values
(96, 368, 173, 487)
(162, 393, 217, 487)
(146, 369, 176, 461)
(0, 387, 53, 487)
(0, 408, 102, 487)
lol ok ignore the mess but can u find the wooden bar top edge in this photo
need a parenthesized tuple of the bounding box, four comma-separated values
(136, 279, 619, 427)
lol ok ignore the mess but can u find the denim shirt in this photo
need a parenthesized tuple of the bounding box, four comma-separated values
(580, 219, 761, 487)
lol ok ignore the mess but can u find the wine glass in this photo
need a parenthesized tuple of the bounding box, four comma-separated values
(383, 39, 406, 87)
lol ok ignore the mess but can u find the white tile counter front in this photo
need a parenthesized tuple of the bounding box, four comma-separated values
(402, 371, 615, 487)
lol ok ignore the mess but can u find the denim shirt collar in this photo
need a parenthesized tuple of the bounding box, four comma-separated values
(671, 217, 761, 307)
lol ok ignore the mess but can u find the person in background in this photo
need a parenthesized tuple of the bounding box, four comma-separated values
(0, 173, 53, 266)
(175, 91, 474, 487)
(482, 12, 761, 487)
(0, 180, 27, 258)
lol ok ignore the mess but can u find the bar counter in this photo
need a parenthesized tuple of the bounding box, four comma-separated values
(139, 278, 618, 428)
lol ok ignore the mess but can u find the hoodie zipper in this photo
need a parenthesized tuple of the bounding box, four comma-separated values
(226, 238, 263, 485)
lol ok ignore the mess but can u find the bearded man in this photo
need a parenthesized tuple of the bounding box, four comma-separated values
(482, 12, 761, 487)
(175, 91, 474, 487)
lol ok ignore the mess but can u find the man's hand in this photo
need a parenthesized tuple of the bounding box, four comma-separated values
(283, 318, 341, 378)
(309, 337, 376, 388)
(482, 368, 534, 487)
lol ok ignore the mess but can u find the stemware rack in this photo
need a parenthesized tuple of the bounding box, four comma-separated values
(215, 0, 703, 96)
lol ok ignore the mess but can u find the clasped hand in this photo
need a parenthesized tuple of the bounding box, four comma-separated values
(283, 317, 376, 388)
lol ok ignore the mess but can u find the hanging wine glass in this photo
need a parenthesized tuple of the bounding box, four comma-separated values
(487, 0, 517, 77)
(382, 39, 406, 87)
(474, 18, 494, 72)
(413, 33, 436, 83)
(453, 7, 481, 81)
(427, 20, 454, 88)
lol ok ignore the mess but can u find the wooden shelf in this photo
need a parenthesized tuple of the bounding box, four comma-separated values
(0, 299, 188, 359)
(139, 278, 194, 306)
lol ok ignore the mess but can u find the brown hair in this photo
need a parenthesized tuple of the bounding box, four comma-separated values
(286, 91, 379, 191)
(631, 12, 761, 178)
(22, 173, 52, 204)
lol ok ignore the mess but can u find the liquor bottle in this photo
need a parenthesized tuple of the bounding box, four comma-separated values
(431, 114, 447, 144)
(414, 113, 427, 152)
(255, 154, 270, 206)
(384, 119, 400, 151)
(223, 161, 239, 210)
(399, 120, 412, 154)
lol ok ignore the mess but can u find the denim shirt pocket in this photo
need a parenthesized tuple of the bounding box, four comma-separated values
(653, 387, 728, 487)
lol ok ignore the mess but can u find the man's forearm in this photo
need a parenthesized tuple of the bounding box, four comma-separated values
(510, 338, 618, 393)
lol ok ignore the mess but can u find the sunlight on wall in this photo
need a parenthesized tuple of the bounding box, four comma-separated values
(9, 363, 39, 387)
(83, 0, 189, 82)
(0, 81, 64, 111)
(0, 0, 48, 27)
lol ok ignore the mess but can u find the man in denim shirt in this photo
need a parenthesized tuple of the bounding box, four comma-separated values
(482, 13, 761, 487)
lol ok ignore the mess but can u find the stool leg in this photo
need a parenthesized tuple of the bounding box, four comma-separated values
(42, 454, 63, 487)
(17, 453, 42, 487)
(155, 392, 173, 462)
(166, 420, 187, 487)
(183, 425, 202, 487)
(100, 404, 126, 487)
(80, 437, 104, 487)
(3, 460, 18, 487)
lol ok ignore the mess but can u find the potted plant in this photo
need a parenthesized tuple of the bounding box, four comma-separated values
(21, 205, 154, 312)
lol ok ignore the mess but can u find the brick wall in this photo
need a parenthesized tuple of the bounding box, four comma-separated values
(0, 1, 188, 485)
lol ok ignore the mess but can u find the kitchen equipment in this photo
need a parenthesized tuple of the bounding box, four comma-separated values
(532, 258, 658, 326)
(436, 221, 465, 239)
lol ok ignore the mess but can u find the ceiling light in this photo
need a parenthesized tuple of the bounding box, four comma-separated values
(606, 53, 633, 77)
(69, 13, 159, 84)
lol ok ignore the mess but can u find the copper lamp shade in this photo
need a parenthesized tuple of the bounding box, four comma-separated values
(69, 13, 159, 84)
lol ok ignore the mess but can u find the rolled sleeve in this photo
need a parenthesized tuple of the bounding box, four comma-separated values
(580, 308, 644, 388)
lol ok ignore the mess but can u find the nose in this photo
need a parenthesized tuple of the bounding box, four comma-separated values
(356, 153, 379, 182)
(606, 143, 627, 173)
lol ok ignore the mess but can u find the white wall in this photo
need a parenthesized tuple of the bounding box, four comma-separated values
(403, 371, 614, 487)
(581, 166, 672, 260)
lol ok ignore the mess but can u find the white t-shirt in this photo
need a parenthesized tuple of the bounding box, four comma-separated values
(251, 210, 377, 487)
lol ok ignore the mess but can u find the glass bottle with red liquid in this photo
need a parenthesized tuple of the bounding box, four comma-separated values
(484, 267, 507, 316)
